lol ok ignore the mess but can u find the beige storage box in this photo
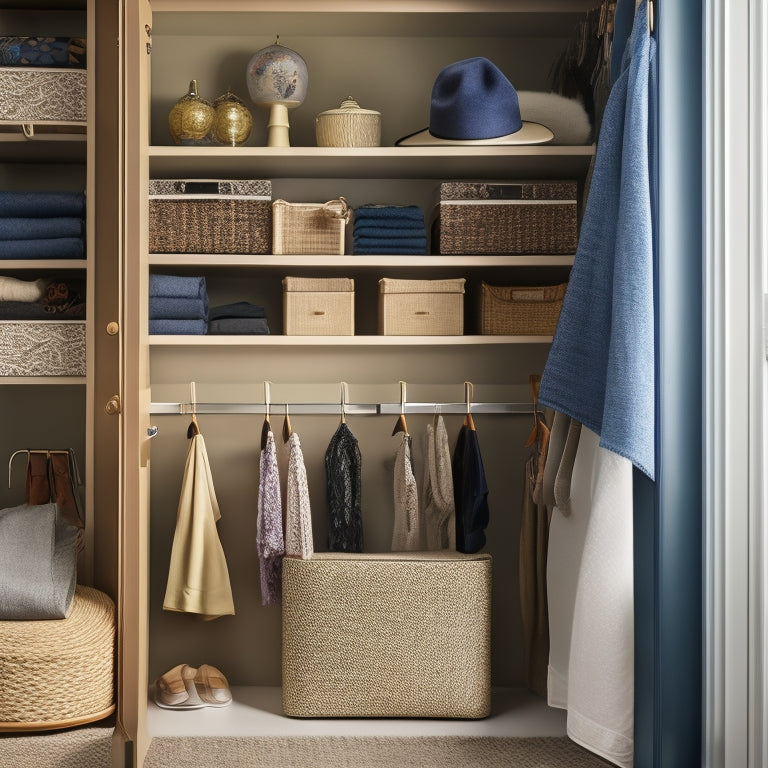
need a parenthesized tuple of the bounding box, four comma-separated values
(0, 68, 86, 127)
(148, 179, 272, 254)
(0, 321, 85, 376)
(282, 552, 491, 719)
(283, 276, 354, 336)
(315, 97, 381, 148)
(437, 181, 578, 255)
(479, 281, 567, 335)
(273, 198, 349, 255)
(378, 277, 465, 335)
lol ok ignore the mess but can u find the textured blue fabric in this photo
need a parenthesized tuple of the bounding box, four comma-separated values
(0, 237, 84, 259)
(0, 217, 84, 240)
(354, 205, 424, 223)
(208, 317, 270, 335)
(0, 191, 85, 218)
(209, 301, 267, 320)
(149, 274, 206, 299)
(353, 225, 426, 239)
(353, 246, 428, 255)
(149, 318, 207, 335)
(354, 236, 427, 250)
(149, 296, 208, 320)
(538, 0, 656, 479)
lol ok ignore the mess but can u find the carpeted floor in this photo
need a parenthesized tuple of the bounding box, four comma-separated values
(0, 724, 114, 768)
(143, 735, 614, 768)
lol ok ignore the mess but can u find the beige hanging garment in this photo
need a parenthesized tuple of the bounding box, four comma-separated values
(284, 430, 314, 560)
(423, 412, 456, 550)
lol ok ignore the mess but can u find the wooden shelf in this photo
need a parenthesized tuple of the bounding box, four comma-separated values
(148, 334, 552, 345)
(0, 260, 87, 270)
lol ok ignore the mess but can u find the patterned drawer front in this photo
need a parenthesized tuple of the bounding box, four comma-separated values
(0, 68, 86, 123)
(0, 321, 85, 376)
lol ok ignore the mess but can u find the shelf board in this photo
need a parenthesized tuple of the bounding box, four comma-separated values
(0, 376, 86, 385)
(147, 145, 595, 180)
(148, 334, 552, 345)
(0, 260, 87, 270)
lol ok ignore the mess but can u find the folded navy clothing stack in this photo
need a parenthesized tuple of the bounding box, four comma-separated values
(352, 205, 427, 255)
(0, 276, 87, 320)
(208, 301, 270, 335)
(0, 191, 86, 260)
(148, 274, 208, 335)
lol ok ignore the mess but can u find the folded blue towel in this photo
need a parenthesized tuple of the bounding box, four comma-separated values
(353, 225, 426, 239)
(208, 317, 270, 335)
(353, 246, 427, 255)
(149, 274, 207, 299)
(0, 191, 86, 218)
(0, 237, 84, 259)
(149, 318, 207, 335)
(209, 301, 267, 320)
(538, 0, 656, 479)
(353, 236, 427, 251)
(148, 296, 208, 320)
(0, 37, 86, 68)
(0, 217, 84, 241)
(354, 205, 424, 223)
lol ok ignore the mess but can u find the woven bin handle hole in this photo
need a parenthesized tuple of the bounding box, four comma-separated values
(313, 311, 326, 316)
(415, 311, 430, 316)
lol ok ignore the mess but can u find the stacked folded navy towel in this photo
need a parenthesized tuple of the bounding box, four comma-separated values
(0, 191, 86, 260)
(352, 205, 427, 255)
(149, 274, 208, 335)
(208, 301, 269, 335)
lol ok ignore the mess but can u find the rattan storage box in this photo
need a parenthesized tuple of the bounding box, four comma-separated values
(437, 181, 578, 255)
(0, 68, 86, 125)
(0, 321, 85, 376)
(273, 198, 348, 255)
(379, 277, 465, 335)
(480, 281, 567, 335)
(148, 179, 272, 254)
(282, 552, 491, 719)
(283, 276, 354, 335)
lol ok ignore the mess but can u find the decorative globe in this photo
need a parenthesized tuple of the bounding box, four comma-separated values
(246, 40, 308, 147)
(168, 79, 214, 145)
(211, 90, 253, 146)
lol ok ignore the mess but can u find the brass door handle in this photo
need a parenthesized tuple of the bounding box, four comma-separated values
(105, 395, 121, 416)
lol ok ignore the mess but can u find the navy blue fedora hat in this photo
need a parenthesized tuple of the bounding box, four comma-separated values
(396, 57, 552, 146)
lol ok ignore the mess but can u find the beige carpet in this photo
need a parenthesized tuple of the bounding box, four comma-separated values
(0, 724, 113, 768)
(144, 735, 613, 767)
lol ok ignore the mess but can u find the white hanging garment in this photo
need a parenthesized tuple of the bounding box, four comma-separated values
(257, 430, 284, 605)
(391, 433, 422, 551)
(547, 426, 634, 767)
(423, 413, 456, 550)
(284, 431, 313, 559)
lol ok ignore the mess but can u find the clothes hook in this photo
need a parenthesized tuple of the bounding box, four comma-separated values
(464, 381, 476, 431)
(187, 381, 200, 437)
(261, 380, 272, 450)
(340, 381, 349, 424)
(393, 380, 408, 436)
(8, 449, 28, 489)
(282, 402, 292, 443)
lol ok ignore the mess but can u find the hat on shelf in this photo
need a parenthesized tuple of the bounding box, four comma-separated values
(396, 56, 553, 147)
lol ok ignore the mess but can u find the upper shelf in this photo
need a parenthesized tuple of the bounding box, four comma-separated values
(148, 145, 595, 180)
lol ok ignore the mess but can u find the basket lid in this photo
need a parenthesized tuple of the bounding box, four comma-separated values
(316, 96, 380, 118)
(283, 276, 354, 292)
(379, 278, 465, 294)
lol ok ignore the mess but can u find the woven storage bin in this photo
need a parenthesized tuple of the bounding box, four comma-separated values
(480, 281, 567, 335)
(378, 277, 465, 335)
(0, 321, 85, 376)
(283, 276, 354, 335)
(0, 586, 115, 731)
(0, 68, 86, 125)
(148, 179, 272, 254)
(282, 552, 491, 719)
(437, 181, 578, 255)
(273, 198, 348, 255)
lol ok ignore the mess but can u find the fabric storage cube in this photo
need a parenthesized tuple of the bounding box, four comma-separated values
(0, 321, 85, 376)
(282, 552, 492, 719)
(272, 198, 349, 255)
(0, 68, 86, 126)
(378, 277, 465, 335)
(437, 181, 578, 255)
(148, 179, 272, 254)
(283, 276, 354, 336)
(479, 281, 567, 335)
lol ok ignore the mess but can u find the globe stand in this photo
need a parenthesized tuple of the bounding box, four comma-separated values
(265, 103, 291, 147)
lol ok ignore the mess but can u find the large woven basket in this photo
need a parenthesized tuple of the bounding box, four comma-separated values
(0, 585, 115, 731)
(273, 198, 348, 255)
(480, 281, 567, 335)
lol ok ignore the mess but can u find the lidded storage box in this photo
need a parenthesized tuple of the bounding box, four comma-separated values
(0, 321, 85, 376)
(315, 97, 381, 147)
(480, 281, 567, 335)
(148, 179, 272, 254)
(379, 277, 465, 336)
(0, 68, 86, 128)
(437, 181, 578, 255)
(283, 276, 354, 336)
(272, 198, 349, 255)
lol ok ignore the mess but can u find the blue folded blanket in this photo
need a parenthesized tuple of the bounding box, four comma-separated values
(208, 317, 270, 335)
(149, 274, 207, 299)
(149, 318, 207, 335)
(353, 225, 426, 239)
(354, 205, 424, 223)
(0, 37, 87, 68)
(0, 191, 86, 218)
(149, 296, 208, 321)
(209, 301, 267, 320)
(353, 245, 428, 255)
(0, 237, 84, 259)
(0, 217, 84, 241)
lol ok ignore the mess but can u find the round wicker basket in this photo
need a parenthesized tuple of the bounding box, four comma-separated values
(0, 585, 116, 731)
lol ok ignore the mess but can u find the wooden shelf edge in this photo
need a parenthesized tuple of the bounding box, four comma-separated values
(147, 334, 553, 346)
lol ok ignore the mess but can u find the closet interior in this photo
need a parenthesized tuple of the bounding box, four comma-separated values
(121, 0, 602, 761)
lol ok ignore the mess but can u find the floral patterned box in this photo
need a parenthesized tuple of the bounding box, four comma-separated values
(0, 321, 85, 376)
(0, 68, 86, 125)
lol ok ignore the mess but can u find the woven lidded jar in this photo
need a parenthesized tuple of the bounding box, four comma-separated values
(315, 97, 381, 147)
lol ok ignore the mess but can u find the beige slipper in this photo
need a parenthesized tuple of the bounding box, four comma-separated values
(193, 664, 232, 707)
(153, 664, 204, 709)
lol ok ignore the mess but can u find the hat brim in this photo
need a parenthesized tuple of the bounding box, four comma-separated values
(395, 120, 553, 147)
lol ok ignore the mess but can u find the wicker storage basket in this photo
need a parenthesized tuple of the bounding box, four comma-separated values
(282, 552, 491, 719)
(283, 276, 354, 335)
(480, 281, 567, 335)
(0, 586, 115, 731)
(0, 321, 85, 376)
(273, 198, 349, 255)
(437, 181, 578, 255)
(378, 277, 465, 336)
(0, 68, 86, 125)
(148, 179, 272, 254)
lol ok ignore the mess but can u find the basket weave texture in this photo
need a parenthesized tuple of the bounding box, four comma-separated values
(283, 276, 354, 336)
(480, 282, 567, 335)
(0, 585, 115, 730)
(378, 278, 465, 336)
(273, 199, 348, 255)
(282, 552, 491, 718)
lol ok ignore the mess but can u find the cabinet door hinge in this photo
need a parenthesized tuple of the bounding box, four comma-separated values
(145, 24, 152, 55)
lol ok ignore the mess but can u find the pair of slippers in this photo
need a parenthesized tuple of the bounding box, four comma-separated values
(153, 663, 232, 709)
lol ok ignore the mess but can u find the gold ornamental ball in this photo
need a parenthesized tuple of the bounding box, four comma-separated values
(211, 91, 253, 146)
(168, 79, 215, 144)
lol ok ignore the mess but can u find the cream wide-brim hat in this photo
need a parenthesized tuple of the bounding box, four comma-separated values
(395, 120, 553, 146)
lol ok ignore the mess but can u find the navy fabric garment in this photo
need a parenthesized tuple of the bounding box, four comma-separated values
(353, 225, 426, 239)
(452, 424, 489, 554)
(353, 236, 427, 251)
(354, 205, 424, 223)
(208, 301, 267, 320)
(325, 422, 363, 553)
(0, 36, 86, 68)
(0, 237, 84, 259)
(148, 296, 208, 320)
(0, 191, 85, 218)
(149, 274, 206, 299)
(207, 317, 269, 335)
(0, 217, 84, 240)
(148, 318, 207, 335)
